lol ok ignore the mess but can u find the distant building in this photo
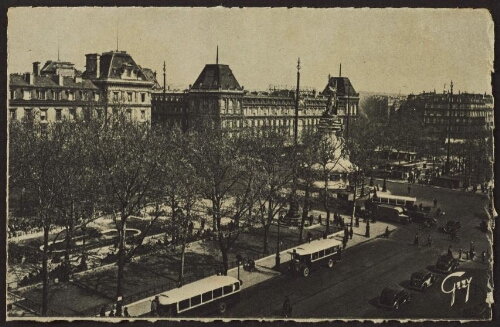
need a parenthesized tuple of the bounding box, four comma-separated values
(151, 61, 360, 136)
(9, 60, 102, 123)
(83, 50, 159, 122)
(399, 90, 493, 138)
(9, 50, 159, 124)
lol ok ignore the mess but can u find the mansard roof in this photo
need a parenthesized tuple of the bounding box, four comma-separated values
(9, 74, 99, 90)
(192, 64, 242, 90)
(322, 77, 358, 97)
(96, 51, 150, 81)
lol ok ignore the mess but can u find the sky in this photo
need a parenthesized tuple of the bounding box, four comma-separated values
(7, 7, 494, 95)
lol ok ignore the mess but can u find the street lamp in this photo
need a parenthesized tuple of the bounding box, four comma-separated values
(275, 213, 281, 270)
(236, 254, 242, 282)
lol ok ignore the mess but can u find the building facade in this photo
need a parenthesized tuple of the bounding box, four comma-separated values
(9, 50, 159, 124)
(9, 60, 102, 123)
(151, 63, 360, 136)
(399, 90, 494, 138)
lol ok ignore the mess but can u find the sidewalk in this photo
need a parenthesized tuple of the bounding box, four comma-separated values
(118, 217, 397, 318)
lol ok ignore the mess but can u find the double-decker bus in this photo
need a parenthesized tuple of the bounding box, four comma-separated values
(155, 275, 242, 317)
(288, 238, 342, 277)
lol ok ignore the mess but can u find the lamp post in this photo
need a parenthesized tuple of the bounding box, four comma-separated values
(275, 213, 281, 270)
(236, 254, 242, 282)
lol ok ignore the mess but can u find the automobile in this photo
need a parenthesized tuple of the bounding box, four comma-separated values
(409, 271, 437, 291)
(408, 211, 437, 225)
(435, 255, 460, 273)
(442, 220, 461, 234)
(379, 286, 412, 310)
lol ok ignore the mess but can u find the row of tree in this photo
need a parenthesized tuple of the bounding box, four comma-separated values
(9, 109, 355, 315)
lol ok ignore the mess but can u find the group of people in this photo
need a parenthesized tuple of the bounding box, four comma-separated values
(100, 302, 130, 317)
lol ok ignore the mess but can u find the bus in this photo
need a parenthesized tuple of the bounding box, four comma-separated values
(155, 275, 242, 317)
(288, 238, 342, 277)
(372, 193, 417, 209)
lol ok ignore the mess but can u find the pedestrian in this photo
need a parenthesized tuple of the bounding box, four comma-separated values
(124, 307, 130, 317)
(408, 186, 411, 194)
(349, 226, 353, 239)
(318, 214, 322, 225)
(413, 233, 419, 246)
(342, 236, 347, 249)
(365, 220, 370, 237)
(115, 301, 122, 317)
(470, 248, 475, 261)
(482, 250, 486, 263)
(151, 296, 159, 315)
(282, 296, 292, 317)
(384, 226, 390, 238)
(309, 215, 313, 226)
(427, 235, 432, 246)
(99, 306, 106, 317)
(459, 248, 462, 260)
(109, 310, 115, 317)
(433, 198, 438, 208)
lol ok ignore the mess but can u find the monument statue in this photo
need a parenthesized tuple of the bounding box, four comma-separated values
(323, 91, 338, 117)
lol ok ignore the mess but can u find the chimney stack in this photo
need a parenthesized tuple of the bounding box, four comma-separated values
(58, 74, 64, 86)
(85, 53, 101, 79)
(25, 72, 34, 85)
(33, 62, 41, 76)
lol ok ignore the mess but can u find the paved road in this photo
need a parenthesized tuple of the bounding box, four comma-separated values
(216, 181, 492, 319)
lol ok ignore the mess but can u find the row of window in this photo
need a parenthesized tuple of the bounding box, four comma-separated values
(177, 283, 239, 311)
(10, 89, 100, 102)
(424, 117, 488, 124)
(10, 107, 147, 121)
(309, 246, 340, 261)
(112, 91, 147, 103)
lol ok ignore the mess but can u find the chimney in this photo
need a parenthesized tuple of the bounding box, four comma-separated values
(58, 74, 64, 86)
(25, 72, 34, 85)
(85, 53, 101, 79)
(33, 62, 41, 76)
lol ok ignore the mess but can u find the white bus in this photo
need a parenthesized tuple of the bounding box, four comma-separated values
(155, 275, 242, 317)
(288, 238, 342, 277)
(372, 193, 417, 209)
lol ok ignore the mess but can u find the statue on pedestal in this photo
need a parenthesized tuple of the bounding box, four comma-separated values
(323, 88, 338, 117)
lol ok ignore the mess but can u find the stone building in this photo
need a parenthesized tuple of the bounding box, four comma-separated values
(399, 90, 494, 138)
(9, 50, 159, 124)
(151, 61, 360, 136)
(9, 60, 102, 123)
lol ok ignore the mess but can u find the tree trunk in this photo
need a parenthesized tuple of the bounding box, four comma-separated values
(299, 186, 310, 243)
(263, 223, 269, 254)
(42, 224, 49, 316)
(178, 227, 187, 286)
(116, 217, 126, 301)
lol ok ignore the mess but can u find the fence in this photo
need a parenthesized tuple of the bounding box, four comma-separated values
(8, 291, 63, 317)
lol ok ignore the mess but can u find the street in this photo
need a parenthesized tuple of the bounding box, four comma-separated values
(218, 181, 492, 319)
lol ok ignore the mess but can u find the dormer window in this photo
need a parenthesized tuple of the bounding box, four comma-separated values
(37, 90, 46, 100)
(10, 90, 15, 100)
(68, 92, 74, 101)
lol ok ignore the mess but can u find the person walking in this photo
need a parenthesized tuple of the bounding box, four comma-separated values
(282, 296, 292, 317)
(318, 214, 322, 225)
(349, 226, 353, 240)
(365, 220, 370, 237)
(384, 226, 390, 238)
(342, 236, 347, 250)
(413, 233, 419, 246)
(123, 307, 130, 317)
(151, 296, 159, 315)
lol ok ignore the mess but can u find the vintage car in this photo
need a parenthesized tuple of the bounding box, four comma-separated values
(435, 255, 460, 273)
(442, 220, 461, 234)
(379, 286, 411, 310)
(408, 211, 437, 225)
(409, 271, 437, 291)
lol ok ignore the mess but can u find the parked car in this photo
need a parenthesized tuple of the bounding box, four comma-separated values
(435, 255, 460, 273)
(379, 286, 412, 310)
(442, 220, 461, 234)
(409, 271, 437, 291)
